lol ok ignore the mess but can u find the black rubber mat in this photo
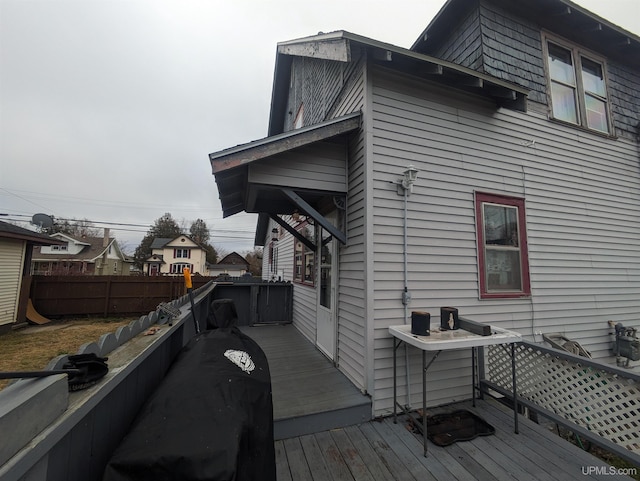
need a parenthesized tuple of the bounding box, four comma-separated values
(426, 410, 495, 446)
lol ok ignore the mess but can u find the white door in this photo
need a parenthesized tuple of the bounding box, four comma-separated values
(316, 218, 337, 360)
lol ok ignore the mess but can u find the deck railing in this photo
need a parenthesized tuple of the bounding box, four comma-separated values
(0, 282, 215, 481)
(481, 340, 640, 467)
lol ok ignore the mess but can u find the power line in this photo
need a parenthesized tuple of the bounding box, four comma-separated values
(1, 216, 256, 239)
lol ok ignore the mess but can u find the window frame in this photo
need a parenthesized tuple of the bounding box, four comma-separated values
(170, 263, 192, 274)
(293, 221, 315, 287)
(475, 192, 531, 299)
(174, 248, 190, 259)
(542, 32, 613, 135)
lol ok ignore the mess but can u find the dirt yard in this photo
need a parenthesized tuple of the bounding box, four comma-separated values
(0, 317, 135, 390)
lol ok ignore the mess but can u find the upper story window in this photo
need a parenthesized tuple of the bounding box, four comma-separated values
(544, 35, 610, 134)
(174, 248, 190, 259)
(475, 192, 531, 299)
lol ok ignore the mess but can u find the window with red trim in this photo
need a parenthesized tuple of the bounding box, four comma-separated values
(293, 222, 315, 286)
(475, 192, 531, 299)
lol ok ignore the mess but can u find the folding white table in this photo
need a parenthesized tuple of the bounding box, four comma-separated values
(389, 324, 522, 456)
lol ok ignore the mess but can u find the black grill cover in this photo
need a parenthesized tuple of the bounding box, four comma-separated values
(103, 326, 275, 481)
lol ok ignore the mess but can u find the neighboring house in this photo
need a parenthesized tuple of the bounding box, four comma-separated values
(0, 221, 65, 333)
(209, 0, 640, 416)
(143, 235, 208, 276)
(208, 252, 250, 277)
(31, 229, 131, 276)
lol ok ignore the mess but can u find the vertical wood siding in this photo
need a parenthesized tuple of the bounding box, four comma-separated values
(0, 239, 25, 327)
(370, 66, 640, 415)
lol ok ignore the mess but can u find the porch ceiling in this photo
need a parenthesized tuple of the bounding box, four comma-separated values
(209, 112, 360, 219)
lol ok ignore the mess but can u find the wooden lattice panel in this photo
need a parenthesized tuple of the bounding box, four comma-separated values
(487, 344, 640, 453)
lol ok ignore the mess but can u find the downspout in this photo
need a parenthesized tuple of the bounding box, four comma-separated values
(403, 186, 412, 406)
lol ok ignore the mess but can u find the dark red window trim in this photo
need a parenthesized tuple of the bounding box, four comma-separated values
(475, 191, 531, 299)
(293, 220, 315, 287)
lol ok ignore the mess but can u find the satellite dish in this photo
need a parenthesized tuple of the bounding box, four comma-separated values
(31, 213, 54, 229)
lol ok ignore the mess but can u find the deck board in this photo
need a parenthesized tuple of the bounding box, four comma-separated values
(240, 324, 371, 439)
(276, 398, 637, 481)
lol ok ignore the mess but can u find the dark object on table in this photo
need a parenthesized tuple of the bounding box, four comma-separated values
(440, 307, 459, 330)
(458, 317, 492, 336)
(411, 311, 430, 336)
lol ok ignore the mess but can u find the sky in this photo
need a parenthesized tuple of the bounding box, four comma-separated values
(1, 0, 639, 255)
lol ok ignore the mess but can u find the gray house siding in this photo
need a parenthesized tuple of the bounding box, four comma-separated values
(333, 66, 368, 390)
(369, 66, 640, 414)
(261, 218, 319, 344)
(248, 141, 348, 193)
(273, 52, 370, 389)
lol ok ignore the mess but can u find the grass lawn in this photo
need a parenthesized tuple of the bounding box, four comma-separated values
(0, 317, 134, 390)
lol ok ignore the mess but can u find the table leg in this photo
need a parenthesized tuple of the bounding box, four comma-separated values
(471, 346, 476, 408)
(393, 339, 398, 423)
(422, 350, 427, 457)
(511, 343, 519, 434)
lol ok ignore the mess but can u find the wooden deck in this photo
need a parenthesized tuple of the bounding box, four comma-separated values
(275, 398, 637, 481)
(240, 324, 372, 440)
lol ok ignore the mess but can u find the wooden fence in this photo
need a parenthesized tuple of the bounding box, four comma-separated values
(27, 275, 216, 317)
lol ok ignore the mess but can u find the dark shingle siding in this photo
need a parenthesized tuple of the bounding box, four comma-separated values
(608, 62, 640, 137)
(479, 1, 547, 104)
(430, 7, 484, 72)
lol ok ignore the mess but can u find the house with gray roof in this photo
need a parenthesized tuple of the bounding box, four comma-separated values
(209, 0, 640, 417)
(143, 235, 208, 276)
(31, 230, 131, 276)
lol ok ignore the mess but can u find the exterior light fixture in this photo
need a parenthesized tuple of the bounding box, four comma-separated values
(397, 164, 419, 195)
(271, 228, 279, 242)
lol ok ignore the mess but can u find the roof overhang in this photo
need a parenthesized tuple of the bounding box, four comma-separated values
(268, 31, 529, 135)
(210, 111, 359, 215)
(411, 0, 640, 65)
(209, 113, 360, 247)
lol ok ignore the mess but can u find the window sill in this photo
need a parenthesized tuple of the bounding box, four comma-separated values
(548, 117, 617, 140)
(480, 292, 531, 300)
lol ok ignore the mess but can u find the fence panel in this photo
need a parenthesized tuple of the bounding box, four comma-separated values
(211, 279, 293, 326)
(29, 275, 215, 317)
